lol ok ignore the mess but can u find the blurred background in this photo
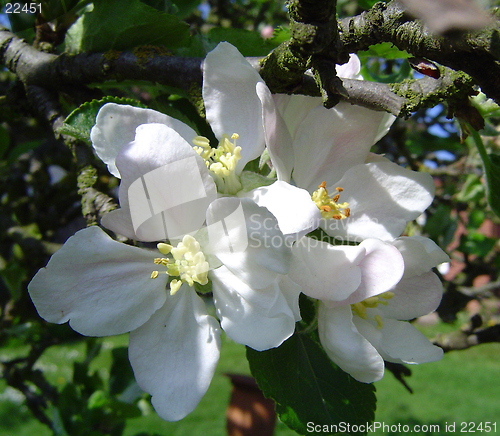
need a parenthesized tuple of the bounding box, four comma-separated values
(1, 1, 500, 435)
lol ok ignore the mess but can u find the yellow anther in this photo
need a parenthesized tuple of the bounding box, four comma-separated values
(352, 302, 367, 319)
(311, 182, 350, 220)
(351, 292, 394, 328)
(363, 296, 380, 308)
(170, 279, 182, 295)
(192, 133, 243, 194)
(151, 271, 159, 279)
(150, 235, 209, 291)
(157, 243, 173, 255)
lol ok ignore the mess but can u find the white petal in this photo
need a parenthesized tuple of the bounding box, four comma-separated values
(27, 226, 167, 336)
(211, 267, 296, 350)
(256, 82, 294, 182)
(381, 271, 443, 320)
(336, 53, 362, 79)
(278, 275, 303, 322)
(336, 239, 404, 305)
(273, 94, 321, 140)
(288, 238, 364, 301)
(248, 181, 321, 243)
(322, 161, 435, 241)
(129, 287, 221, 421)
(205, 197, 291, 289)
(203, 42, 265, 172)
(318, 303, 384, 383)
(392, 236, 450, 279)
(291, 103, 392, 192)
(354, 315, 443, 364)
(104, 123, 216, 241)
(90, 103, 197, 178)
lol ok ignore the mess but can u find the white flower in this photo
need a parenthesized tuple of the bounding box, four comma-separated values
(316, 236, 449, 382)
(28, 131, 296, 420)
(28, 42, 307, 419)
(254, 54, 436, 242)
(90, 42, 321, 242)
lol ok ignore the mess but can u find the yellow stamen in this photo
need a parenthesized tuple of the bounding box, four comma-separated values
(351, 292, 395, 329)
(150, 235, 209, 295)
(311, 182, 351, 220)
(192, 133, 243, 195)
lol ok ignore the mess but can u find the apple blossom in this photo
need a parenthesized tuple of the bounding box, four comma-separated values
(90, 42, 321, 241)
(315, 236, 449, 382)
(254, 54, 435, 243)
(28, 106, 299, 422)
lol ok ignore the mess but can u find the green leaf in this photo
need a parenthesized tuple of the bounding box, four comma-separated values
(59, 97, 146, 144)
(240, 171, 276, 192)
(357, 0, 380, 9)
(469, 128, 500, 218)
(6, 140, 42, 165)
(64, 0, 190, 53)
(109, 347, 136, 396)
(207, 27, 280, 56)
(247, 327, 376, 435)
(0, 124, 9, 159)
(358, 42, 411, 60)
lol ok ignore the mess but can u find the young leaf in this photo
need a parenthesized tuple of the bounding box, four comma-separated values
(207, 27, 282, 56)
(246, 329, 376, 435)
(59, 97, 146, 144)
(470, 128, 500, 218)
(65, 0, 190, 53)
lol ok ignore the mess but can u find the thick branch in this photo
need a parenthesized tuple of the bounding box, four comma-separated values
(432, 314, 500, 352)
(1, 26, 473, 118)
(339, 0, 500, 105)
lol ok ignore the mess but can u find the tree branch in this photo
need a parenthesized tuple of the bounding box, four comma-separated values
(339, 0, 500, 105)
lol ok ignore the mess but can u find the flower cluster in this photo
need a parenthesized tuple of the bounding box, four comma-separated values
(28, 43, 448, 421)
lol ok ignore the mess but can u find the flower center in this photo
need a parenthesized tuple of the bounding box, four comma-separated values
(193, 133, 242, 195)
(150, 235, 209, 295)
(350, 291, 394, 329)
(311, 182, 350, 220)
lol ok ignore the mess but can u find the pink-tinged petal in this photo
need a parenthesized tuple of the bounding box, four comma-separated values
(291, 103, 392, 193)
(273, 94, 320, 140)
(103, 123, 216, 241)
(248, 181, 321, 244)
(27, 226, 167, 336)
(211, 267, 296, 350)
(336, 53, 362, 79)
(256, 82, 294, 182)
(354, 315, 443, 364)
(90, 103, 197, 178)
(318, 303, 384, 383)
(288, 238, 364, 301)
(278, 275, 302, 322)
(129, 287, 220, 421)
(203, 42, 265, 172)
(205, 197, 291, 289)
(392, 236, 450, 279)
(336, 239, 404, 305)
(322, 161, 435, 241)
(381, 271, 443, 320)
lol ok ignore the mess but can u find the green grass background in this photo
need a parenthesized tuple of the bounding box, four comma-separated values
(1, 319, 499, 436)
